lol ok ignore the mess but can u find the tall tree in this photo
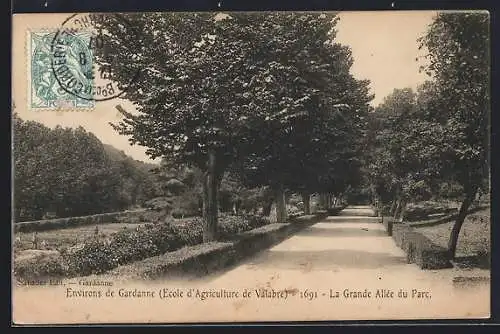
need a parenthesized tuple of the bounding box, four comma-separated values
(13, 114, 52, 220)
(418, 12, 490, 257)
(365, 88, 419, 220)
(234, 16, 372, 220)
(366, 83, 461, 220)
(98, 12, 352, 234)
(99, 12, 269, 240)
(13, 115, 129, 220)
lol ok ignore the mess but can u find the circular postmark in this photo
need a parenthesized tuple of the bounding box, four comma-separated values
(50, 13, 142, 102)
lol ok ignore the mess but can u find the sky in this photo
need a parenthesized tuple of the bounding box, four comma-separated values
(335, 11, 436, 106)
(14, 11, 437, 164)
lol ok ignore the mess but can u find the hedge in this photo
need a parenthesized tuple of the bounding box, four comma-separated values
(14, 212, 327, 282)
(390, 223, 452, 269)
(13, 214, 272, 282)
(103, 212, 328, 280)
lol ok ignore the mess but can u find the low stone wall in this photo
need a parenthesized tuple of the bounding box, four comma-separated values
(13, 210, 150, 233)
(389, 223, 452, 270)
(103, 212, 328, 280)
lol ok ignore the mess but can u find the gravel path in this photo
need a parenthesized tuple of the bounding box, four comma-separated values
(13, 206, 490, 324)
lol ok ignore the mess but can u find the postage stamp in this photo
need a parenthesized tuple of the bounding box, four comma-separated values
(28, 30, 96, 110)
(26, 13, 141, 110)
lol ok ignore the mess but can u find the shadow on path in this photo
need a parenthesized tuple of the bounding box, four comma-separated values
(243, 248, 408, 271)
(298, 226, 388, 238)
(322, 217, 380, 223)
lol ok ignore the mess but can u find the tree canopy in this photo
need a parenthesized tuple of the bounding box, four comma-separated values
(367, 12, 490, 257)
(97, 12, 373, 239)
(13, 114, 161, 221)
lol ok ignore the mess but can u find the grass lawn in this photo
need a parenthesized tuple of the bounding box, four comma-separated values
(415, 208, 490, 263)
(13, 223, 146, 252)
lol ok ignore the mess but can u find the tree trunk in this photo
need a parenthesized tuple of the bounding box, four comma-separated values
(202, 150, 219, 242)
(275, 185, 287, 223)
(301, 191, 310, 215)
(236, 201, 241, 215)
(372, 194, 380, 217)
(318, 193, 327, 209)
(261, 187, 274, 216)
(393, 198, 401, 221)
(389, 199, 397, 216)
(398, 198, 407, 222)
(447, 185, 479, 258)
(326, 193, 332, 209)
(262, 201, 273, 216)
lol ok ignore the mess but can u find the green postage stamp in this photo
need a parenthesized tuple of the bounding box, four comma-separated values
(28, 30, 95, 110)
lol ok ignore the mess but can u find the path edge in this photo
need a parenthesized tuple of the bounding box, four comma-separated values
(89, 211, 329, 282)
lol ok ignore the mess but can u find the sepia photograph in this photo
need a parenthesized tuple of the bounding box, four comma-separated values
(11, 10, 490, 324)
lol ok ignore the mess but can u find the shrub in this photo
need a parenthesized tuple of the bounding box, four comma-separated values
(286, 205, 302, 217)
(107, 229, 162, 264)
(218, 214, 270, 239)
(167, 214, 270, 244)
(63, 240, 119, 276)
(14, 214, 273, 281)
(171, 192, 202, 218)
(144, 197, 174, 212)
(56, 221, 195, 277)
(13, 252, 67, 283)
(108, 213, 327, 280)
(247, 214, 271, 229)
(170, 219, 204, 246)
(391, 224, 452, 269)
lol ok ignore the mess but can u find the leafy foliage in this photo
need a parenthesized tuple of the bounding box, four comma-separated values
(14, 214, 270, 280)
(417, 12, 490, 256)
(95, 12, 373, 233)
(418, 12, 490, 189)
(232, 15, 373, 196)
(13, 115, 161, 221)
(366, 12, 490, 257)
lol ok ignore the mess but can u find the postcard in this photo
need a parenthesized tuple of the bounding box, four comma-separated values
(11, 10, 491, 324)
